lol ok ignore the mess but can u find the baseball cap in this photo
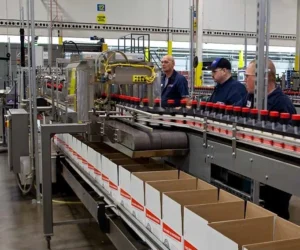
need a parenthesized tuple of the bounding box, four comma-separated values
(210, 58, 232, 70)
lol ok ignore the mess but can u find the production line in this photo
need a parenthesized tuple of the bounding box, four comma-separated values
(6, 49, 293, 250)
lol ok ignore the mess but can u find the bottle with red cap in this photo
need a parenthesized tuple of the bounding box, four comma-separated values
(223, 105, 233, 121)
(197, 101, 207, 117)
(255, 110, 269, 129)
(246, 109, 259, 127)
(141, 98, 150, 112)
(165, 99, 177, 121)
(286, 114, 300, 135)
(186, 100, 198, 126)
(275, 113, 291, 133)
(152, 98, 165, 115)
(215, 104, 226, 120)
(204, 102, 214, 116)
(264, 111, 280, 131)
(237, 107, 250, 124)
(210, 103, 220, 118)
(229, 106, 242, 123)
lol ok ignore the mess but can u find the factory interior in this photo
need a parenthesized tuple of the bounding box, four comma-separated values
(2, 0, 300, 249)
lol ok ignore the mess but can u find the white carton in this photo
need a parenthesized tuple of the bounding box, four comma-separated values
(243, 238, 300, 250)
(183, 190, 245, 250)
(206, 203, 300, 250)
(130, 170, 190, 225)
(101, 153, 127, 192)
(107, 158, 138, 201)
(162, 189, 218, 250)
(119, 163, 172, 211)
(145, 179, 214, 241)
(94, 152, 102, 185)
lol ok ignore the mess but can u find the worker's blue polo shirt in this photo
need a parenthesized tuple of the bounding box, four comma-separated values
(209, 77, 247, 105)
(161, 70, 189, 107)
(236, 87, 297, 114)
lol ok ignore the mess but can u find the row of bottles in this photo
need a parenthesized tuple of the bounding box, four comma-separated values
(111, 94, 300, 138)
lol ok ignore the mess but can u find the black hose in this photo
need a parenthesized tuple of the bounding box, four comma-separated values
(20, 28, 25, 67)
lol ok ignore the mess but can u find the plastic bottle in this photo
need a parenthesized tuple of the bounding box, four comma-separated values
(215, 104, 226, 120)
(229, 106, 242, 123)
(204, 102, 213, 117)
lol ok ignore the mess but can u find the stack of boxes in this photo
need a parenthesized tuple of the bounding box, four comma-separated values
(54, 133, 300, 250)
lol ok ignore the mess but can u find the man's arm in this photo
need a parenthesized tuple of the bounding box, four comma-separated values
(178, 76, 191, 104)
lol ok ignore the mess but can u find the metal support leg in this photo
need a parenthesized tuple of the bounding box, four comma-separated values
(41, 123, 88, 242)
(252, 180, 260, 204)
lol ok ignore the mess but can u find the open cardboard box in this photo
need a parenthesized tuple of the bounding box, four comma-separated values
(102, 153, 128, 191)
(130, 170, 194, 225)
(162, 188, 219, 250)
(183, 190, 245, 250)
(243, 238, 300, 250)
(106, 158, 149, 201)
(145, 179, 216, 241)
(119, 163, 174, 211)
(208, 205, 300, 250)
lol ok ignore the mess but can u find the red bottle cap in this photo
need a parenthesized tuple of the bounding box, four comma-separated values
(180, 99, 187, 104)
(226, 105, 233, 110)
(242, 107, 250, 113)
(292, 114, 300, 121)
(191, 100, 198, 105)
(154, 98, 160, 104)
(213, 103, 220, 108)
(200, 101, 207, 106)
(250, 108, 258, 114)
(280, 113, 290, 119)
(269, 111, 279, 117)
(219, 104, 226, 109)
(142, 98, 149, 103)
(233, 106, 242, 112)
(206, 102, 213, 107)
(167, 99, 175, 104)
(260, 110, 269, 116)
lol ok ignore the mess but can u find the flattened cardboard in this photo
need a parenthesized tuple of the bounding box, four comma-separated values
(208, 216, 275, 250)
(145, 178, 198, 240)
(162, 189, 218, 250)
(243, 238, 300, 250)
(130, 170, 186, 225)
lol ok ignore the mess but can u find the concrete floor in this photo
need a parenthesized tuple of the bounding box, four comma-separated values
(0, 153, 116, 250)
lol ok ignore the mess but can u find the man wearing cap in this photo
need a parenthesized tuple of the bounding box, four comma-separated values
(237, 59, 296, 220)
(209, 58, 247, 105)
(161, 55, 189, 107)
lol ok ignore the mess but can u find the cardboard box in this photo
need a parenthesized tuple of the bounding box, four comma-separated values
(183, 190, 245, 250)
(146, 179, 215, 241)
(243, 238, 300, 250)
(101, 153, 127, 192)
(107, 158, 143, 201)
(207, 205, 300, 250)
(119, 163, 171, 211)
(131, 170, 193, 225)
(162, 188, 219, 250)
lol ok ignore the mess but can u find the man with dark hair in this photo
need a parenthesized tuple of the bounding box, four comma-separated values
(209, 58, 247, 105)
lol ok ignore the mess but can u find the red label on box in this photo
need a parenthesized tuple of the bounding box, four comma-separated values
(120, 188, 131, 200)
(146, 209, 160, 225)
(94, 169, 101, 176)
(162, 223, 181, 242)
(184, 240, 198, 250)
(131, 198, 144, 211)
(102, 174, 109, 182)
(109, 181, 118, 190)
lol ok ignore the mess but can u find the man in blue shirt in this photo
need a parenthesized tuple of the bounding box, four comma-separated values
(236, 59, 296, 114)
(237, 59, 296, 220)
(161, 55, 189, 107)
(209, 58, 247, 105)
